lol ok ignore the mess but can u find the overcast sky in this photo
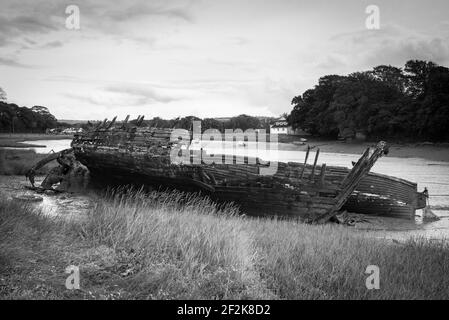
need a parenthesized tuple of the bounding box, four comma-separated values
(1, 0, 449, 120)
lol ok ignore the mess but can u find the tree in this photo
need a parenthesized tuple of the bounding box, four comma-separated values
(0, 87, 6, 102)
(225, 114, 261, 131)
(371, 65, 406, 93)
(404, 60, 437, 99)
(31, 106, 57, 129)
(0, 101, 58, 133)
(288, 75, 345, 137)
(287, 60, 449, 141)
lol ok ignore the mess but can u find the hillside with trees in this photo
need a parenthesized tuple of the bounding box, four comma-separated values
(136, 114, 272, 132)
(287, 60, 449, 141)
(0, 97, 58, 133)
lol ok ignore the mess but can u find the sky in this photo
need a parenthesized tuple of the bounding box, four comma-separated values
(1, 0, 449, 120)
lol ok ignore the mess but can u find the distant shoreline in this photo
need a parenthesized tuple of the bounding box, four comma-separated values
(0, 133, 73, 148)
(280, 138, 449, 162)
(1, 133, 448, 162)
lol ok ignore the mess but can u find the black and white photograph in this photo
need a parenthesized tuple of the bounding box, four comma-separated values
(1, 0, 449, 307)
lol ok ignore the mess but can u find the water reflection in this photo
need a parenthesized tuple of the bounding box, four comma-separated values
(20, 139, 73, 153)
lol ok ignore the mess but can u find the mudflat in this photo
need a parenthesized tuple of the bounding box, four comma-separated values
(280, 138, 449, 162)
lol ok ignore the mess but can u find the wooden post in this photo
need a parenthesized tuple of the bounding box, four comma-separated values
(99, 118, 108, 129)
(137, 115, 145, 127)
(106, 116, 117, 129)
(319, 163, 327, 185)
(123, 115, 130, 125)
(94, 120, 103, 130)
(312, 141, 388, 224)
(300, 145, 310, 179)
(309, 148, 320, 181)
(341, 147, 370, 187)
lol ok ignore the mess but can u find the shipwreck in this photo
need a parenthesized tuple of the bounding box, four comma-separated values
(26, 116, 428, 223)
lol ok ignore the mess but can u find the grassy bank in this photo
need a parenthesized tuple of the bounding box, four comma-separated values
(0, 149, 57, 175)
(1, 189, 449, 300)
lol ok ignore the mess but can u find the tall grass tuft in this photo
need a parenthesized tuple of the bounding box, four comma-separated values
(249, 218, 449, 299)
(0, 196, 49, 244)
(75, 187, 449, 300)
(75, 187, 270, 299)
(2, 187, 449, 300)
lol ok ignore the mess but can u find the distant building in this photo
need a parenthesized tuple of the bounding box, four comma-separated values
(61, 127, 84, 135)
(270, 118, 289, 134)
(46, 128, 60, 134)
(269, 117, 309, 135)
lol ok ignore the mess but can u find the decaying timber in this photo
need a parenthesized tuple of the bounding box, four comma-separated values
(25, 148, 89, 192)
(25, 115, 429, 222)
(64, 116, 401, 223)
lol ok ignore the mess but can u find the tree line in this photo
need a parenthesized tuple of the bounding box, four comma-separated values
(0, 99, 58, 133)
(0, 87, 273, 133)
(132, 114, 272, 132)
(287, 60, 449, 141)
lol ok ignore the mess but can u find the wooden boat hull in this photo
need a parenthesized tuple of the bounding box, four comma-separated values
(345, 172, 425, 218)
(75, 144, 339, 221)
(81, 150, 424, 220)
(71, 124, 410, 221)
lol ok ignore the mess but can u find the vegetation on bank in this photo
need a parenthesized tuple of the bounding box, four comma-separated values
(1, 189, 448, 300)
(134, 114, 274, 132)
(288, 60, 449, 141)
(0, 149, 56, 175)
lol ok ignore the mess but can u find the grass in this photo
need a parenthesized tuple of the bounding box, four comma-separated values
(0, 198, 72, 299)
(1, 188, 449, 300)
(0, 149, 57, 175)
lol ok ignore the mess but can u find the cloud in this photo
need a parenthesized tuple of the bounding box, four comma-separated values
(0, 0, 196, 50)
(328, 24, 449, 69)
(206, 58, 258, 72)
(0, 56, 31, 68)
(65, 84, 186, 107)
(40, 40, 63, 49)
(84, 1, 196, 47)
(227, 37, 250, 46)
(7, 15, 57, 33)
(104, 85, 182, 104)
(19, 40, 65, 51)
(366, 37, 449, 67)
(314, 55, 347, 70)
(0, 14, 59, 47)
(330, 24, 406, 44)
(104, 2, 194, 22)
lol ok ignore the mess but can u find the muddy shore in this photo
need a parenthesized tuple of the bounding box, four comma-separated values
(280, 139, 449, 162)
